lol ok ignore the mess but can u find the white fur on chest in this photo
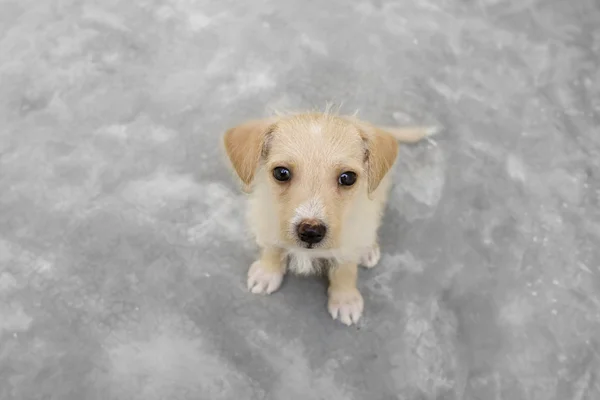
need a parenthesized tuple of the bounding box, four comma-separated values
(287, 251, 320, 275)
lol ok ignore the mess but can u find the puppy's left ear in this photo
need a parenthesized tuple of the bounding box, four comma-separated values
(223, 118, 277, 191)
(360, 126, 399, 195)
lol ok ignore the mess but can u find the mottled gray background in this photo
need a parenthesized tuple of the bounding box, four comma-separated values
(1, 0, 599, 399)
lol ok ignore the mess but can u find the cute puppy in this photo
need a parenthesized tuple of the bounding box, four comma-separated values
(223, 112, 433, 325)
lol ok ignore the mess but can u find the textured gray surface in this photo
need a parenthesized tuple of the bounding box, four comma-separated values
(1, 0, 600, 399)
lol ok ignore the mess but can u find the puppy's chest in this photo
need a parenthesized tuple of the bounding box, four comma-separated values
(286, 252, 333, 276)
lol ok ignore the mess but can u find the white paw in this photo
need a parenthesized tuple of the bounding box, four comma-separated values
(328, 288, 364, 326)
(360, 244, 380, 268)
(247, 261, 284, 295)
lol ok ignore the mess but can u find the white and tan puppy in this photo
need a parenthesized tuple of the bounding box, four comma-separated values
(223, 112, 434, 325)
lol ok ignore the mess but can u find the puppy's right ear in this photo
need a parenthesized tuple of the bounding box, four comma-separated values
(223, 118, 277, 191)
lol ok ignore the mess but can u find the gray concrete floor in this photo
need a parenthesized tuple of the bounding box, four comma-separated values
(1, 0, 600, 399)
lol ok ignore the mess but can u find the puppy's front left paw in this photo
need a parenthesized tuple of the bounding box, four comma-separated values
(327, 288, 364, 326)
(247, 261, 284, 295)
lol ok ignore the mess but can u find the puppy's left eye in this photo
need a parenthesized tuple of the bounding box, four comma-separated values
(338, 171, 357, 186)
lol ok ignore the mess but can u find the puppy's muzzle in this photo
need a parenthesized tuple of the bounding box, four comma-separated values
(296, 219, 327, 245)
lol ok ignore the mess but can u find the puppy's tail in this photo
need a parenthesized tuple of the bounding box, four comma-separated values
(381, 126, 441, 144)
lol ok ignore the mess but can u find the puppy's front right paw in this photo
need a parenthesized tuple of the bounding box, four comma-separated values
(247, 261, 284, 295)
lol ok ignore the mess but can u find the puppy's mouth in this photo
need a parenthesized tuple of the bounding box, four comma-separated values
(292, 239, 323, 250)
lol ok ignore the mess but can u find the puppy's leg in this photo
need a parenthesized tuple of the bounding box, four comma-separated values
(327, 262, 364, 325)
(247, 247, 285, 295)
(360, 242, 381, 268)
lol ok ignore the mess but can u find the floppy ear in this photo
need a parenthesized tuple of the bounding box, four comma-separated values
(223, 118, 277, 191)
(360, 126, 399, 195)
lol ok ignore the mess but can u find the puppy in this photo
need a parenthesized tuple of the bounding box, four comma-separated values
(222, 112, 435, 325)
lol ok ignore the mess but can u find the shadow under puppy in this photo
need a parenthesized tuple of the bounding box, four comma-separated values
(223, 112, 435, 326)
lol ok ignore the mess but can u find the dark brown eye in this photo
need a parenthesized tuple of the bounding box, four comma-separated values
(338, 171, 357, 186)
(273, 167, 291, 182)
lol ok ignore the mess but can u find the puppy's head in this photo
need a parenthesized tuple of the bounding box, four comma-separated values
(223, 113, 398, 250)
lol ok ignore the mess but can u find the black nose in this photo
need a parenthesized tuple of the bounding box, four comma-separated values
(297, 220, 327, 244)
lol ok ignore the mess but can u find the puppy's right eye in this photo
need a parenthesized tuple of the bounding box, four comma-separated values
(273, 167, 291, 182)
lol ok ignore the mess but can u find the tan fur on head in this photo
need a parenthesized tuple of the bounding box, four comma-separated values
(223, 112, 434, 252)
(223, 117, 278, 192)
(340, 117, 436, 195)
(357, 125, 399, 195)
